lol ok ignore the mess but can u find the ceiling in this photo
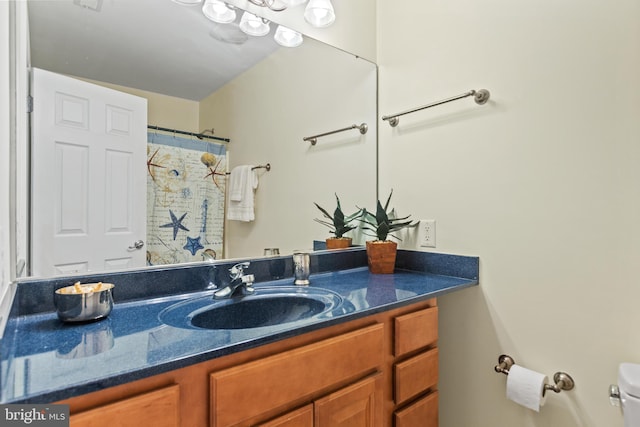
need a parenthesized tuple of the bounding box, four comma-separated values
(28, 0, 280, 101)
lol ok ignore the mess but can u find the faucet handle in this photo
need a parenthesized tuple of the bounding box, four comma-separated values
(230, 262, 250, 273)
(229, 262, 250, 279)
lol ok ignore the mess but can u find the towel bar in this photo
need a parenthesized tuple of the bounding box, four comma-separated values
(303, 123, 368, 145)
(225, 164, 270, 175)
(382, 89, 490, 127)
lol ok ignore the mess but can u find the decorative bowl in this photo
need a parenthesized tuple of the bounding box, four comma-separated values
(54, 282, 114, 323)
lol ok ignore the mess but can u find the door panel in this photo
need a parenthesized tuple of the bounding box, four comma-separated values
(257, 405, 314, 427)
(31, 68, 147, 276)
(314, 374, 381, 427)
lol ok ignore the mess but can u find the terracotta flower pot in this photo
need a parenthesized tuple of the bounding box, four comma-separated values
(365, 240, 397, 274)
(325, 237, 352, 250)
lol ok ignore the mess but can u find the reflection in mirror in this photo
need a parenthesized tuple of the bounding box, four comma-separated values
(21, 0, 377, 279)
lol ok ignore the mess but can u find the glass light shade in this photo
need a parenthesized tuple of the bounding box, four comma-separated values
(303, 0, 335, 28)
(239, 12, 270, 37)
(202, 0, 236, 24)
(274, 25, 303, 47)
(172, 0, 202, 5)
(281, 0, 308, 6)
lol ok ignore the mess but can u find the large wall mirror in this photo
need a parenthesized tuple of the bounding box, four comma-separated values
(19, 0, 377, 279)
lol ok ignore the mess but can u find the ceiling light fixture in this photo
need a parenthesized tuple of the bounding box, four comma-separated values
(172, 0, 203, 5)
(239, 11, 271, 37)
(274, 25, 303, 47)
(73, 0, 104, 12)
(281, 0, 308, 6)
(304, 0, 335, 28)
(202, 0, 236, 24)
(247, 0, 286, 12)
(172, 0, 333, 48)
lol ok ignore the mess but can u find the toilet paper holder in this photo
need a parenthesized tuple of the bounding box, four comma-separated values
(494, 354, 575, 396)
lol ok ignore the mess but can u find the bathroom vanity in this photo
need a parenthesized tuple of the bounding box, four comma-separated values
(0, 249, 478, 427)
(61, 298, 438, 426)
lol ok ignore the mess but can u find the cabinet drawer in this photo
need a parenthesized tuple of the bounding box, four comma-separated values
(394, 348, 438, 405)
(394, 306, 438, 357)
(211, 324, 384, 426)
(394, 391, 438, 427)
(69, 384, 180, 427)
(257, 405, 313, 427)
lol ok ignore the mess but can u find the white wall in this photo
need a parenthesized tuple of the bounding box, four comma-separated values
(377, 0, 640, 426)
(200, 1, 378, 259)
(200, 41, 377, 258)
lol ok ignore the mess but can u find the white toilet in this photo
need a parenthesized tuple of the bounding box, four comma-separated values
(617, 363, 640, 426)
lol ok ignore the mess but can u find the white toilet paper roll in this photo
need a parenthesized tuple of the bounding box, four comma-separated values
(506, 364, 548, 411)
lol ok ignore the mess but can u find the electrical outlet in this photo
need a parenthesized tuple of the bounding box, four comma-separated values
(419, 219, 436, 248)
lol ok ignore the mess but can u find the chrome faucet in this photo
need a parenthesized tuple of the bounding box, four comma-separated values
(213, 262, 255, 299)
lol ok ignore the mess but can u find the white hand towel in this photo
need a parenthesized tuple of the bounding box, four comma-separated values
(228, 165, 248, 202)
(227, 165, 258, 222)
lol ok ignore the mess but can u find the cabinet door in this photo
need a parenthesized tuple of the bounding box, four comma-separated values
(256, 405, 313, 427)
(314, 374, 381, 427)
(69, 384, 180, 427)
(211, 324, 384, 426)
(394, 391, 438, 427)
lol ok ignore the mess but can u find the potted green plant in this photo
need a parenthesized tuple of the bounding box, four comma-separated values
(358, 190, 415, 274)
(314, 194, 363, 250)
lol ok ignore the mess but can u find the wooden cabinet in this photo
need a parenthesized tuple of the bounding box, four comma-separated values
(257, 405, 314, 427)
(69, 385, 180, 427)
(394, 306, 438, 357)
(394, 348, 438, 405)
(58, 298, 439, 427)
(210, 324, 384, 426)
(391, 305, 439, 427)
(394, 392, 438, 427)
(315, 374, 381, 427)
(258, 375, 382, 427)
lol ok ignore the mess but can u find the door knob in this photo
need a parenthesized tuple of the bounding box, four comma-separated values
(128, 240, 145, 250)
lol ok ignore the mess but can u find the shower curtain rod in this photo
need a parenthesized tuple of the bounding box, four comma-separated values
(147, 125, 230, 143)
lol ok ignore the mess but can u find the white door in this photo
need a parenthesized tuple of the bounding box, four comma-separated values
(31, 68, 147, 277)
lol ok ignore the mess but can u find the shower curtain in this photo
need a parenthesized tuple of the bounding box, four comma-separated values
(146, 132, 227, 265)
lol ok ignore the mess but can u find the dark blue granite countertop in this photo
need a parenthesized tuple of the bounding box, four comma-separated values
(0, 249, 478, 404)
